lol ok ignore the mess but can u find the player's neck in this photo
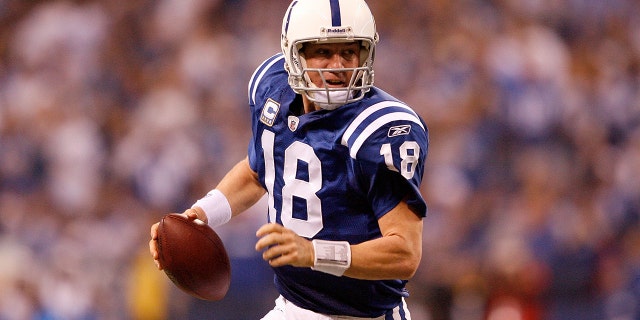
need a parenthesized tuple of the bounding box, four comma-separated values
(302, 95, 320, 114)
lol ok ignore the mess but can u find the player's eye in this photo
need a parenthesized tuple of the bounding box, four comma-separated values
(341, 49, 356, 59)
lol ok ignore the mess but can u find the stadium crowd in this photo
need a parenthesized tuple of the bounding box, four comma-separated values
(0, 0, 638, 319)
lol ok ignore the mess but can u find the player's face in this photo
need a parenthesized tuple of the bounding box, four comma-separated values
(301, 42, 361, 89)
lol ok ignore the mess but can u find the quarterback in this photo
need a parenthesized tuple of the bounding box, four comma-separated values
(150, 0, 429, 319)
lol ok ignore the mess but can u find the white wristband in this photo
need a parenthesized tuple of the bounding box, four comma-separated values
(311, 239, 351, 277)
(191, 189, 232, 228)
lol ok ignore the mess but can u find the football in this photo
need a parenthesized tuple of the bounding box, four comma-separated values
(156, 213, 231, 301)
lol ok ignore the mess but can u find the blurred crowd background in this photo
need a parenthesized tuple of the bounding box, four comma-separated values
(0, 0, 639, 319)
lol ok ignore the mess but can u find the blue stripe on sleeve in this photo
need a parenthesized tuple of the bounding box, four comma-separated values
(248, 54, 284, 105)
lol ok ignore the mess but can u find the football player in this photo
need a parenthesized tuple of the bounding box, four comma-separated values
(150, 0, 428, 319)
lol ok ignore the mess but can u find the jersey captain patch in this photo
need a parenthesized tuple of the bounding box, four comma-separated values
(260, 98, 281, 127)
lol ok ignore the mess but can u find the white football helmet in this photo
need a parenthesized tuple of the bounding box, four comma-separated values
(281, 0, 378, 110)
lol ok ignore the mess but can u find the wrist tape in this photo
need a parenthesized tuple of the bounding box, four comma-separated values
(311, 239, 351, 277)
(191, 189, 231, 228)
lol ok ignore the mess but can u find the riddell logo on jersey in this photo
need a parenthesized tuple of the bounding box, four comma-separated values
(388, 125, 411, 137)
(260, 99, 280, 127)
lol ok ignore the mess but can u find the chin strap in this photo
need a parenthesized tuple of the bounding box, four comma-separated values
(308, 89, 351, 110)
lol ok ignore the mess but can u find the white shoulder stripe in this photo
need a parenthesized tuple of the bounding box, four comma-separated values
(349, 112, 424, 159)
(341, 101, 419, 146)
(249, 55, 285, 105)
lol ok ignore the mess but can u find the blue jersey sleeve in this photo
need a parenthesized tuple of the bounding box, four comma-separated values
(246, 53, 287, 173)
(341, 101, 429, 218)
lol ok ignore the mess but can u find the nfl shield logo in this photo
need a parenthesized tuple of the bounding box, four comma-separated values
(288, 116, 299, 131)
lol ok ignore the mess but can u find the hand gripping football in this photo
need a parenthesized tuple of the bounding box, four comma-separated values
(157, 213, 231, 300)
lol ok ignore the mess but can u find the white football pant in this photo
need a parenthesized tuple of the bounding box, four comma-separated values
(261, 295, 411, 320)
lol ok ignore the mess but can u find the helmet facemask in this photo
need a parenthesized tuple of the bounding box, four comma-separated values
(287, 38, 375, 110)
(280, 0, 378, 110)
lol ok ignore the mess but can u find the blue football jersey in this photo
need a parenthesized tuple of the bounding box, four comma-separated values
(246, 53, 429, 317)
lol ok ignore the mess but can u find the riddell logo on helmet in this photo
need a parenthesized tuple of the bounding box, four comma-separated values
(321, 26, 353, 37)
(327, 27, 348, 34)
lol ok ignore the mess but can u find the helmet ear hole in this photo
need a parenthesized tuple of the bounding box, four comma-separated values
(359, 45, 369, 68)
(360, 32, 378, 67)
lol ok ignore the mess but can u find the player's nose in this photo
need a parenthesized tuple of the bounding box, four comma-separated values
(328, 53, 345, 68)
